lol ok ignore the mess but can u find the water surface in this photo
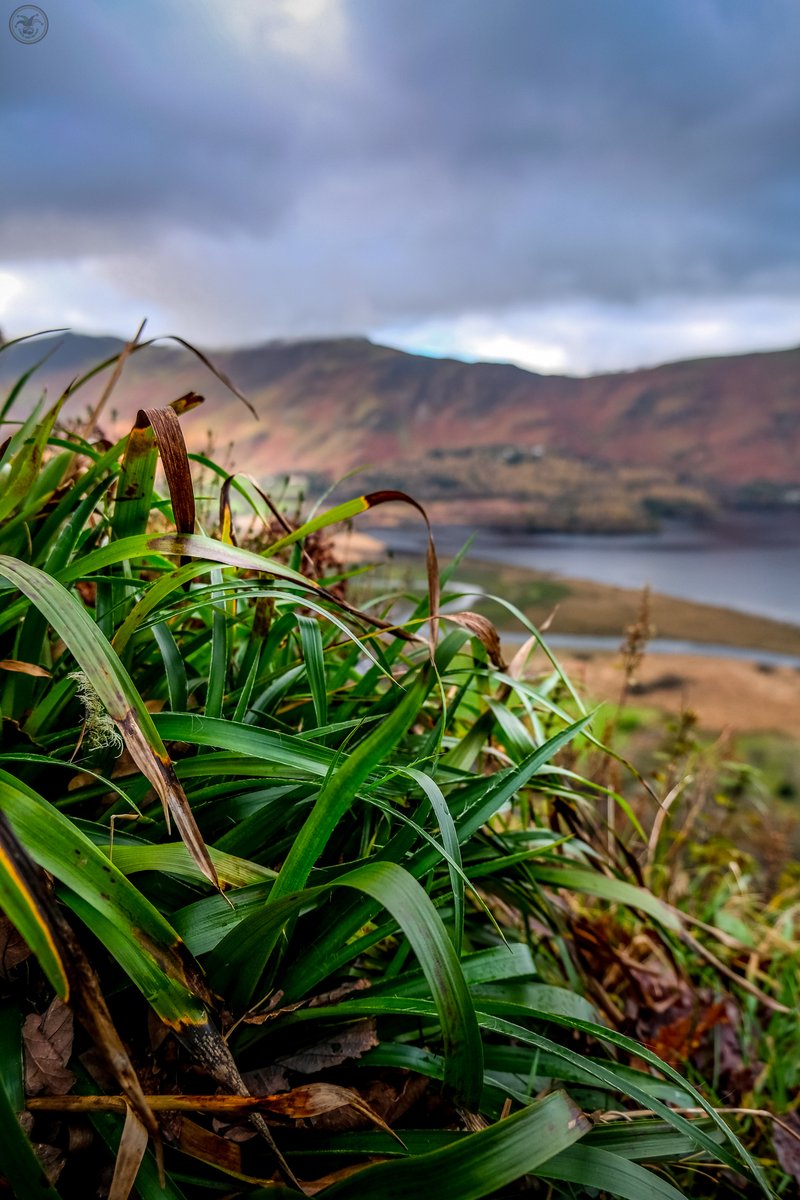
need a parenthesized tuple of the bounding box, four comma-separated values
(379, 511, 800, 627)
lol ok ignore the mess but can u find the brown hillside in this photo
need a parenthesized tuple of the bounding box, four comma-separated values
(3, 334, 799, 526)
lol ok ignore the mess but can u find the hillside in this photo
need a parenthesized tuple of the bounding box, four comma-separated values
(2, 332, 799, 530)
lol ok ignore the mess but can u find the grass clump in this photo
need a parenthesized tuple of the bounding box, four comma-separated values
(0, 332, 787, 1198)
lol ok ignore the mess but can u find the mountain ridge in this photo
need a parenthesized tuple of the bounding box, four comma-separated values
(2, 332, 799, 531)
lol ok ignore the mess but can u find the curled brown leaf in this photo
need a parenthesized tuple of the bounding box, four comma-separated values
(23, 998, 75, 1097)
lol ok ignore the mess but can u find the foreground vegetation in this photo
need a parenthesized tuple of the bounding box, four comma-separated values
(0, 333, 797, 1198)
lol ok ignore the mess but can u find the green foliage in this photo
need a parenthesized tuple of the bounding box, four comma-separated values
(0, 337, 779, 1199)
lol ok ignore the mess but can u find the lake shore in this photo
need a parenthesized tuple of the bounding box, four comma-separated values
(369, 511, 800, 628)
(360, 549, 800, 656)
(499, 567, 800, 656)
(338, 525, 800, 734)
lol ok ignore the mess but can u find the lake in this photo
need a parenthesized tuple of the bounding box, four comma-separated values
(377, 510, 800, 628)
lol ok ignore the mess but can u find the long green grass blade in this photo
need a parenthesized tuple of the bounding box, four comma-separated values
(537, 1144, 687, 1199)
(209, 860, 484, 1105)
(0, 396, 64, 524)
(270, 665, 433, 900)
(402, 766, 464, 953)
(0, 556, 219, 889)
(530, 863, 681, 932)
(0, 812, 70, 1000)
(316, 1090, 589, 1199)
(297, 614, 328, 728)
(0, 771, 208, 1027)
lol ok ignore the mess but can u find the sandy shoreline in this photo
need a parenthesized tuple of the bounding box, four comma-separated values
(554, 649, 800, 737)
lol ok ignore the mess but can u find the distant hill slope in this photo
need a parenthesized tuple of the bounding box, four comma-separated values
(2, 332, 799, 530)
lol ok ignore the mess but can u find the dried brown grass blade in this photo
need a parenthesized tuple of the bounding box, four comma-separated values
(443, 611, 507, 669)
(177, 1116, 247, 1176)
(175, 1118, 303, 1190)
(507, 634, 538, 680)
(108, 1104, 150, 1200)
(117, 717, 220, 891)
(263, 1083, 406, 1146)
(137, 405, 197, 537)
(0, 658, 50, 677)
(363, 490, 439, 652)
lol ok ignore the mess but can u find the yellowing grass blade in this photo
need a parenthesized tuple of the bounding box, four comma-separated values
(0, 556, 220, 891)
(0, 811, 70, 1000)
(0, 393, 66, 524)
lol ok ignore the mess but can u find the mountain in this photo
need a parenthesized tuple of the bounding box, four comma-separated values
(2, 332, 799, 530)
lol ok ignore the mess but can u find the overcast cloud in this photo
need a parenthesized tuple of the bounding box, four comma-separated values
(1, 0, 799, 373)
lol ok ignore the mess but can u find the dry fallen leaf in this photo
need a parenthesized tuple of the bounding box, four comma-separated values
(264, 1082, 405, 1144)
(277, 1020, 379, 1074)
(307, 977, 371, 1007)
(23, 998, 75, 1096)
(0, 913, 32, 976)
(310, 1073, 428, 1133)
(649, 1000, 729, 1068)
(241, 1066, 291, 1096)
(33, 1141, 65, 1185)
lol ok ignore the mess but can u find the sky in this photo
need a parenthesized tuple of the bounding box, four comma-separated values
(1, 0, 799, 375)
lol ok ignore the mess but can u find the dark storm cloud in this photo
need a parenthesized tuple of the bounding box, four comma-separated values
(1, 0, 799, 347)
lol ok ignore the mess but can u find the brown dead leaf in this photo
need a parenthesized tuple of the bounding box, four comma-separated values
(443, 611, 507, 669)
(773, 1111, 800, 1183)
(649, 1000, 728, 1068)
(23, 998, 75, 1096)
(74, 580, 97, 607)
(264, 1082, 404, 1145)
(243, 978, 370, 1025)
(108, 1106, 149, 1200)
(178, 1117, 244, 1175)
(360, 1073, 429, 1125)
(277, 1020, 378, 1074)
(211, 1116, 257, 1143)
(307, 978, 371, 1007)
(241, 1066, 291, 1096)
(0, 912, 32, 975)
(0, 659, 50, 677)
(33, 1142, 65, 1185)
(242, 1002, 303, 1027)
